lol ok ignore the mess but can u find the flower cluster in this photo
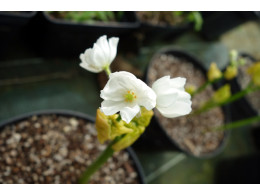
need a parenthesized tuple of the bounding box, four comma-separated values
(79, 35, 192, 123)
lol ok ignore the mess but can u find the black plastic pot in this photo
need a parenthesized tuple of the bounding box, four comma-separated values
(215, 154, 260, 184)
(30, 11, 140, 57)
(134, 11, 192, 44)
(200, 11, 259, 40)
(0, 109, 146, 184)
(227, 53, 258, 121)
(0, 11, 37, 58)
(138, 47, 231, 158)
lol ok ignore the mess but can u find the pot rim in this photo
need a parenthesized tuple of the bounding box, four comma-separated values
(0, 11, 37, 18)
(145, 47, 231, 159)
(0, 109, 146, 184)
(42, 11, 140, 29)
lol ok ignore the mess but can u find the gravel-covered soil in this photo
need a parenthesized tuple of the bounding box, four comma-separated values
(147, 54, 225, 156)
(0, 115, 139, 184)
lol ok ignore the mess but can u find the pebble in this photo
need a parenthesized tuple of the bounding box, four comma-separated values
(69, 118, 79, 127)
(34, 123, 41, 128)
(10, 150, 17, 157)
(63, 126, 72, 133)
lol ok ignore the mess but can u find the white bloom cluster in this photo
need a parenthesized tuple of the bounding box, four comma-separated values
(100, 71, 192, 123)
(80, 35, 192, 123)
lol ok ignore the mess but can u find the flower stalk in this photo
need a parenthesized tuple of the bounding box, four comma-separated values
(78, 136, 122, 184)
(213, 115, 260, 131)
(192, 82, 259, 115)
(191, 77, 222, 97)
(103, 65, 111, 76)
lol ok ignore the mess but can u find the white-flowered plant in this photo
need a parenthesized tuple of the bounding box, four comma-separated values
(152, 76, 192, 118)
(100, 71, 157, 123)
(79, 35, 119, 74)
(78, 35, 192, 184)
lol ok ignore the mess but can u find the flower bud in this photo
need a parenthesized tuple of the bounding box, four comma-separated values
(248, 62, 260, 87)
(213, 84, 231, 104)
(112, 107, 153, 151)
(224, 66, 238, 80)
(185, 85, 196, 95)
(207, 62, 222, 82)
(95, 109, 133, 144)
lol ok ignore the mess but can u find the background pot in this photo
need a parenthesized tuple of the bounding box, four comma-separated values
(135, 11, 192, 44)
(200, 11, 259, 40)
(135, 48, 231, 158)
(227, 53, 258, 121)
(0, 109, 146, 184)
(28, 11, 140, 57)
(0, 11, 37, 59)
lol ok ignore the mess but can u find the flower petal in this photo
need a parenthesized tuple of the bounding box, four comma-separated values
(108, 37, 119, 63)
(155, 89, 178, 108)
(120, 105, 140, 123)
(152, 75, 192, 118)
(79, 35, 119, 73)
(79, 50, 103, 73)
(101, 100, 126, 115)
(157, 98, 192, 118)
(170, 77, 186, 90)
(152, 76, 171, 95)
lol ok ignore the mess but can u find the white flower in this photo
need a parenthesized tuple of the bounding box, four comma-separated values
(152, 76, 192, 118)
(100, 71, 157, 123)
(79, 35, 119, 73)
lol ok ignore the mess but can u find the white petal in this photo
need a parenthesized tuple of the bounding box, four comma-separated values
(157, 98, 192, 118)
(170, 77, 186, 90)
(152, 75, 192, 118)
(95, 35, 111, 65)
(136, 87, 156, 110)
(108, 37, 119, 63)
(100, 100, 126, 115)
(109, 71, 136, 80)
(156, 89, 178, 108)
(120, 105, 140, 123)
(92, 43, 108, 67)
(100, 86, 125, 101)
(152, 76, 171, 95)
(79, 52, 103, 73)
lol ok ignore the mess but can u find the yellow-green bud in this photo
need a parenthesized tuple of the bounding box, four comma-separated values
(207, 62, 222, 82)
(95, 109, 133, 144)
(229, 50, 238, 65)
(185, 85, 197, 95)
(213, 84, 231, 104)
(95, 107, 154, 151)
(248, 62, 260, 87)
(112, 107, 153, 151)
(224, 66, 238, 80)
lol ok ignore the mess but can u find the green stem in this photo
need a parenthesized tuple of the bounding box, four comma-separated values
(104, 65, 111, 77)
(191, 77, 222, 98)
(193, 83, 259, 115)
(213, 115, 260, 131)
(78, 138, 117, 184)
